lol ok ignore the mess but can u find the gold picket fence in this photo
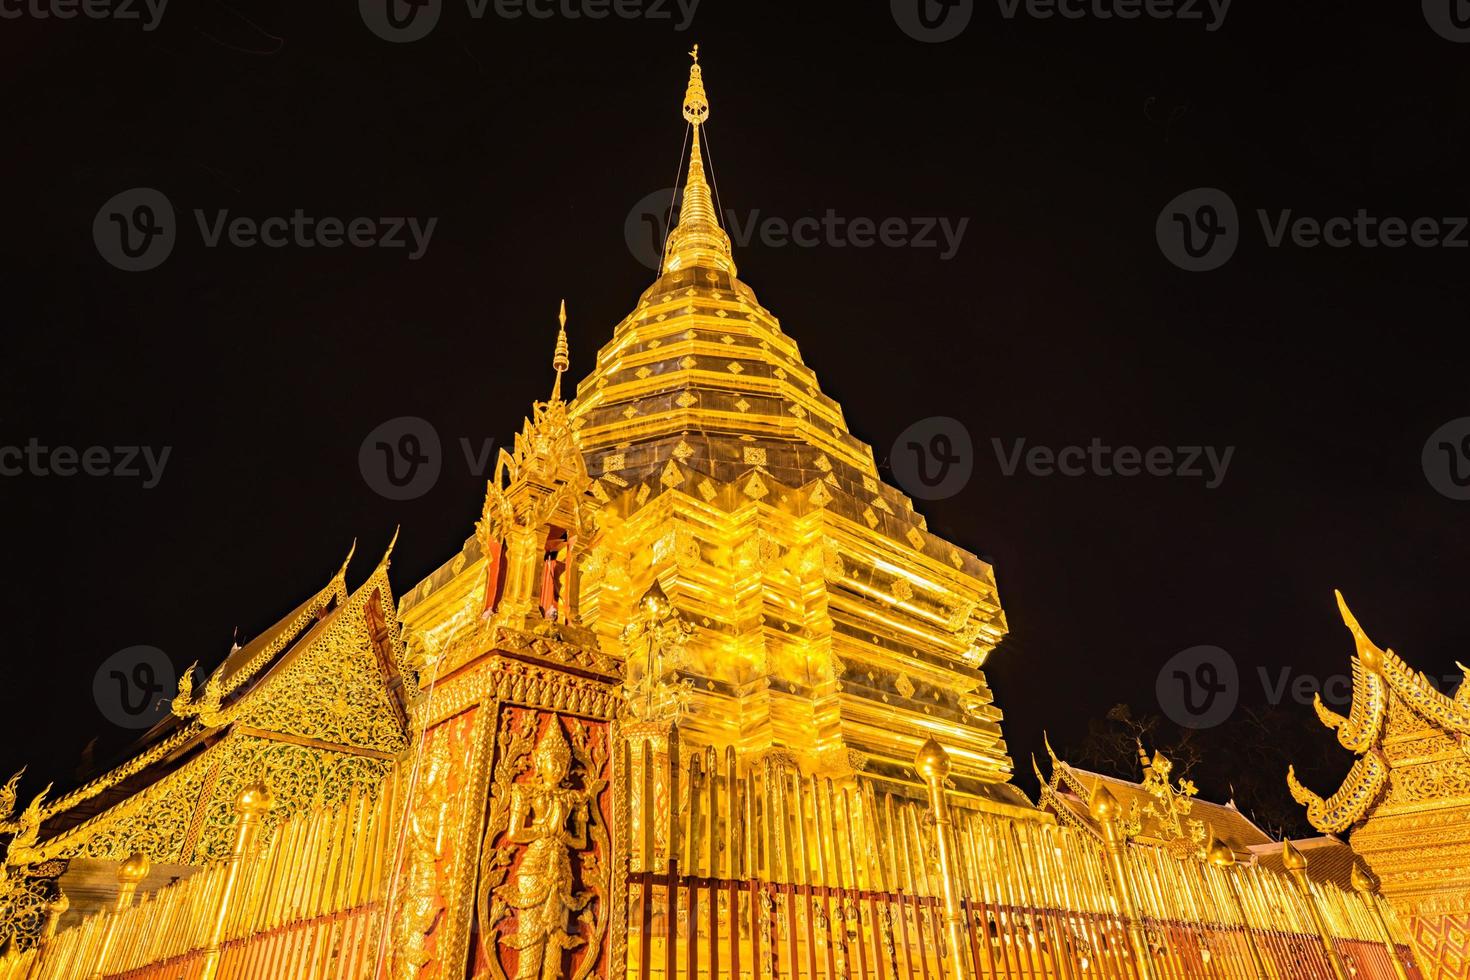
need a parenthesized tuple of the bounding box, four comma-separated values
(0, 727, 1422, 980)
(623, 729, 1421, 980)
(2, 777, 398, 980)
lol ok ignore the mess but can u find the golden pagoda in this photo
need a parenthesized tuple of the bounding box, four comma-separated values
(1289, 591, 1470, 979)
(0, 50, 1428, 980)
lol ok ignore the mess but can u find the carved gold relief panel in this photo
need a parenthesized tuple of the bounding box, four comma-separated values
(473, 708, 613, 980)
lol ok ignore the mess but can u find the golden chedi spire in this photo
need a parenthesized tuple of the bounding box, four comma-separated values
(661, 45, 736, 277)
(563, 50, 1022, 813)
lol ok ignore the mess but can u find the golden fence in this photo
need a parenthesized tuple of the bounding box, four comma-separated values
(624, 728, 1422, 980)
(3, 775, 397, 980)
(0, 726, 1423, 980)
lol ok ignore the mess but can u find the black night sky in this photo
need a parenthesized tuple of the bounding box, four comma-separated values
(5, 0, 1470, 832)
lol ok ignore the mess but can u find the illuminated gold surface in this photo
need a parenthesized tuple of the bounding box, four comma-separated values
(0, 51, 1441, 980)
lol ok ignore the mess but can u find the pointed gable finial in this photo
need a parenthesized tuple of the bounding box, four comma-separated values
(550, 299, 570, 402)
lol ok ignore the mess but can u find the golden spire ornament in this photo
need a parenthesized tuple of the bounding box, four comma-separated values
(550, 298, 570, 402)
(662, 45, 735, 277)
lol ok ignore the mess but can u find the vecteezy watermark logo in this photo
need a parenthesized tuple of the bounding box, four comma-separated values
(991, 438, 1234, 488)
(93, 645, 175, 730)
(359, 0, 441, 42)
(93, 188, 438, 271)
(360, 0, 698, 42)
(360, 417, 443, 500)
(1156, 645, 1238, 729)
(625, 187, 679, 271)
(94, 187, 176, 272)
(890, 417, 974, 500)
(358, 417, 502, 500)
(1156, 187, 1239, 272)
(623, 187, 971, 270)
(1, 0, 168, 29)
(0, 439, 171, 488)
(1423, 417, 1470, 500)
(1423, 0, 1470, 41)
(891, 0, 974, 42)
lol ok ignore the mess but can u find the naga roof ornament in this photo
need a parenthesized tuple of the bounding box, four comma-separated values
(1289, 590, 1470, 835)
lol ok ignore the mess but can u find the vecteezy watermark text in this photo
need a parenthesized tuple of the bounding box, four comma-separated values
(992, 437, 1234, 488)
(1, 0, 167, 29)
(995, 0, 1230, 30)
(94, 188, 437, 272)
(890, 0, 1227, 43)
(887, 418, 1235, 500)
(625, 188, 968, 269)
(0, 439, 171, 488)
(359, 0, 697, 43)
(1157, 187, 1470, 271)
(195, 210, 436, 258)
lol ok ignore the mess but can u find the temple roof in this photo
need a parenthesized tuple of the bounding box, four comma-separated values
(1249, 835, 1355, 891)
(1037, 740, 1274, 859)
(5, 541, 407, 868)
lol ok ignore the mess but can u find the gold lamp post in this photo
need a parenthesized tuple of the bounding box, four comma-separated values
(1206, 835, 1274, 980)
(1281, 840, 1350, 980)
(1351, 861, 1411, 980)
(1089, 785, 1159, 980)
(199, 781, 275, 980)
(89, 851, 150, 979)
(915, 739, 971, 980)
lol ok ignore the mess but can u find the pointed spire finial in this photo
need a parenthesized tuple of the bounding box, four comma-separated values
(683, 44, 708, 125)
(550, 299, 570, 401)
(663, 47, 734, 277)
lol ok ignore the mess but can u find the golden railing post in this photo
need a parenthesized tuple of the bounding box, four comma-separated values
(1281, 841, 1350, 980)
(915, 739, 970, 980)
(1088, 786, 1159, 980)
(198, 781, 275, 980)
(1206, 837, 1273, 980)
(24, 891, 68, 980)
(89, 851, 149, 979)
(1351, 861, 1411, 980)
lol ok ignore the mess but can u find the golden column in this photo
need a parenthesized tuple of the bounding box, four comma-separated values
(23, 892, 68, 980)
(1088, 786, 1159, 980)
(199, 782, 275, 980)
(89, 852, 149, 979)
(1206, 836, 1274, 980)
(1281, 840, 1350, 980)
(1350, 861, 1411, 980)
(915, 739, 971, 980)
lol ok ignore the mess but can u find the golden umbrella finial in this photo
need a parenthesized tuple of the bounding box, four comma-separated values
(682, 43, 709, 125)
(550, 299, 570, 401)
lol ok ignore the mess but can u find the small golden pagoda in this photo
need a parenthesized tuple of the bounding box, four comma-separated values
(1289, 591, 1470, 978)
